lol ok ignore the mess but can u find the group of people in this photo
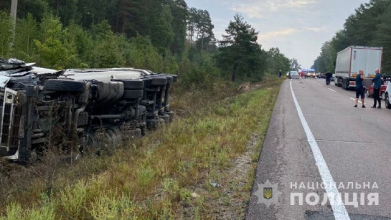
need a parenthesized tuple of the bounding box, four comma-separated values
(278, 69, 383, 109)
(354, 68, 382, 108)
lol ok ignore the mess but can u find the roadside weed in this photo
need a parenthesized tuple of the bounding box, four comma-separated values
(0, 78, 281, 219)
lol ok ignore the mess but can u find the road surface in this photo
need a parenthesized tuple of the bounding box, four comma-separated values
(246, 78, 391, 220)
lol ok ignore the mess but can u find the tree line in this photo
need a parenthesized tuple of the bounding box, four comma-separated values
(313, 0, 391, 74)
(0, 0, 292, 84)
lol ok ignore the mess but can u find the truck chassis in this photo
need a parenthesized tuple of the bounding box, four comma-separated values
(0, 58, 177, 162)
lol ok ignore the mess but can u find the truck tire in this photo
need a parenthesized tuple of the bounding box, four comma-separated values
(45, 79, 86, 93)
(171, 75, 178, 82)
(165, 76, 173, 84)
(114, 79, 144, 90)
(342, 79, 349, 90)
(158, 74, 177, 82)
(123, 90, 143, 99)
(150, 77, 167, 86)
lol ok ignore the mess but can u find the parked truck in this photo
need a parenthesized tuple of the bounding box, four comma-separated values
(334, 46, 382, 89)
(0, 58, 177, 162)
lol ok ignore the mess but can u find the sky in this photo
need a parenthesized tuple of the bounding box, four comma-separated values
(185, 0, 371, 69)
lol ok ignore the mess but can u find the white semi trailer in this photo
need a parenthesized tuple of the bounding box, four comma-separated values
(334, 46, 382, 89)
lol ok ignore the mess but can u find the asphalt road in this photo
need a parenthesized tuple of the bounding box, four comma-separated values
(246, 78, 391, 220)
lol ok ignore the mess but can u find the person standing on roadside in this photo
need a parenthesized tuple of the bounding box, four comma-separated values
(354, 70, 366, 108)
(325, 71, 332, 85)
(371, 68, 382, 108)
(278, 70, 282, 79)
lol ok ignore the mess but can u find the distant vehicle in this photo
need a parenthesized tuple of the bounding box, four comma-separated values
(318, 72, 325, 79)
(334, 46, 383, 89)
(305, 72, 316, 78)
(287, 70, 299, 79)
(301, 68, 315, 78)
(331, 74, 335, 82)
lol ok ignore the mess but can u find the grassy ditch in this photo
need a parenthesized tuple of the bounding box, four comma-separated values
(0, 78, 282, 220)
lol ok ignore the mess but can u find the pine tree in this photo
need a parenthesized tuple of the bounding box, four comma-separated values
(216, 14, 264, 81)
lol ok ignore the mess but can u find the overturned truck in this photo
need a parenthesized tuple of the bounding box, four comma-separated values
(0, 58, 177, 161)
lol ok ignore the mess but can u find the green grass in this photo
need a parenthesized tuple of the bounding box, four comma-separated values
(0, 77, 283, 219)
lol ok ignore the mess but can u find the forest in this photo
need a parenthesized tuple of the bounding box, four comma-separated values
(0, 2, 290, 219)
(313, 0, 391, 74)
(0, 0, 292, 86)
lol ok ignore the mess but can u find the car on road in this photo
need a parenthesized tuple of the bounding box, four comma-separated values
(366, 77, 391, 100)
(287, 70, 300, 79)
(366, 84, 387, 100)
(306, 72, 314, 78)
(331, 74, 335, 82)
(385, 81, 391, 109)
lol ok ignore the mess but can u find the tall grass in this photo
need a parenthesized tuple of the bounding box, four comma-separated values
(0, 77, 282, 219)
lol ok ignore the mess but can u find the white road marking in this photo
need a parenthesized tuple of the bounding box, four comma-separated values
(328, 88, 336, 92)
(290, 81, 350, 220)
(350, 97, 366, 105)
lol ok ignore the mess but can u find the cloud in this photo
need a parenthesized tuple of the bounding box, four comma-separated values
(186, 0, 370, 68)
(288, 0, 316, 7)
(303, 27, 327, 32)
(258, 28, 297, 41)
(232, 0, 317, 18)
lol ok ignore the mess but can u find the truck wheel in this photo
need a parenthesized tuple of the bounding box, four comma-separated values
(45, 79, 86, 93)
(165, 76, 173, 84)
(171, 75, 178, 82)
(342, 79, 349, 90)
(150, 77, 167, 86)
(114, 79, 144, 90)
(123, 90, 143, 99)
